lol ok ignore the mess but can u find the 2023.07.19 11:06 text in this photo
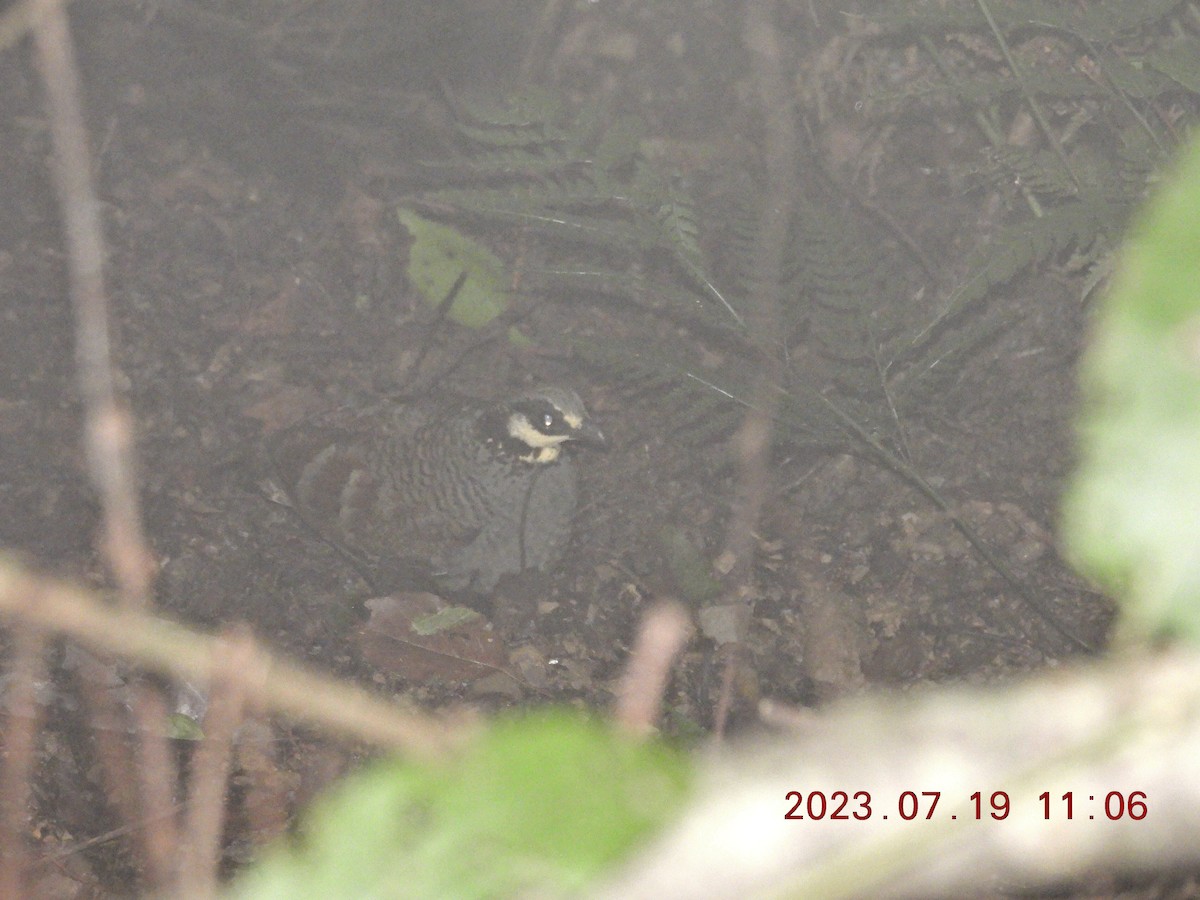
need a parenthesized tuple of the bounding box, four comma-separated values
(783, 790, 1148, 821)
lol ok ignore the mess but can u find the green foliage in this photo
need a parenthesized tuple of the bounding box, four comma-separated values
(230, 712, 691, 899)
(413, 91, 743, 332)
(410, 605, 482, 636)
(1062, 137, 1200, 644)
(844, 0, 1200, 441)
(398, 209, 510, 328)
(408, 54, 1187, 481)
(864, 0, 1193, 321)
(166, 713, 203, 741)
(576, 176, 975, 453)
(409, 86, 1021, 458)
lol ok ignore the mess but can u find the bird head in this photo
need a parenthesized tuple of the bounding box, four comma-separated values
(504, 386, 606, 464)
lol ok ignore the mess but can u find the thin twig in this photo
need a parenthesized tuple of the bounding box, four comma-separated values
(74, 651, 172, 892)
(176, 627, 258, 896)
(720, 0, 796, 581)
(615, 602, 693, 735)
(710, 643, 742, 740)
(31, 2, 169, 881)
(29, 806, 183, 873)
(708, 3, 802, 734)
(0, 559, 466, 755)
(130, 686, 182, 888)
(31, 0, 155, 610)
(0, 624, 49, 899)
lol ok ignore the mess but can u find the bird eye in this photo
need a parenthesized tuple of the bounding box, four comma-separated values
(542, 413, 556, 430)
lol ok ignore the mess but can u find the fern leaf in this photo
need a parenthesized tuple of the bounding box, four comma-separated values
(643, 171, 744, 327)
(868, 0, 1184, 43)
(906, 199, 1126, 354)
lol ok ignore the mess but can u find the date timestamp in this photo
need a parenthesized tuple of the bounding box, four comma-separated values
(783, 790, 1147, 821)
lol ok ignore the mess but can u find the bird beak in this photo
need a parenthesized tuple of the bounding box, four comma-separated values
(574, 420, 607, 449)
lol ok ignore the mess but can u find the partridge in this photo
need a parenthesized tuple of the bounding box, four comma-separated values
(267, 386, 605, 593)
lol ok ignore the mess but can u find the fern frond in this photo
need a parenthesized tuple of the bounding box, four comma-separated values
(638, 168, 744, 327)
(984, 147, 1081, 198)
(455, 88, 566, 137)
(868, 0, 1184, 43)
(905, 199, 1126, 356)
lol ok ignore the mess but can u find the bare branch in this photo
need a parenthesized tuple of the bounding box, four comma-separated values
(0, 625, 49, 898)
(0, 559, 467, 755)
(603, 649, 1200, 898)
(176, 628, 258, 896)
(31, 0, 155, 608)
(615, 601, 693, 735)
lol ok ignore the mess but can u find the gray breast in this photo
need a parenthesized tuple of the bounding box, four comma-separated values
(433, 451, 578, 592)
(276, 399, 581, 593)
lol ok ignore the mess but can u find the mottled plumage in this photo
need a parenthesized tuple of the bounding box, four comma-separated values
(268, 386, 604, 592)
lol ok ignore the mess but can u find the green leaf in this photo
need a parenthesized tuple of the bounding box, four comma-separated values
(1062, 137, 1200, 644)
(398, 208, 510, 329)
(410, 605, 481, 636)
(229, 712, 691, 899)
(166, 713, 203, 741)
(659, 527, 722, 604)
